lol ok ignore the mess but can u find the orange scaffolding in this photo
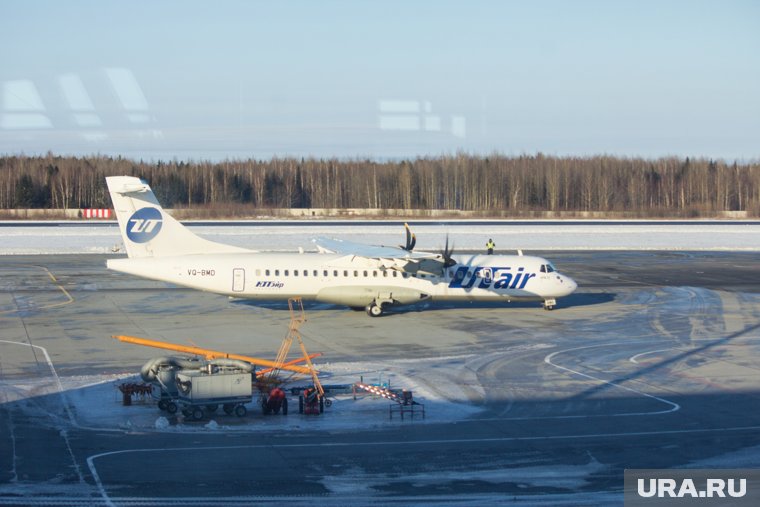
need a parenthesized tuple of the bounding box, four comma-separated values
(266, 297, 324, 397)
(112, 334, 320, 378)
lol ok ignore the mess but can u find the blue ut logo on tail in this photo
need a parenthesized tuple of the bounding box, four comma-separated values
(127, 208, 163, 243)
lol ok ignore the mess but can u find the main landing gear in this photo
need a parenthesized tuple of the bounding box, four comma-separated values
(366, 302, 384, 317)
(366, 294, 395, 317)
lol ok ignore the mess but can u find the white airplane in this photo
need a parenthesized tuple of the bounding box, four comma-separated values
(106, 176, 577, 316)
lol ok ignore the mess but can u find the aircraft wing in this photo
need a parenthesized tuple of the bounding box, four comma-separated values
(313, 237, 434, 260)
(313, 223, 451, 274)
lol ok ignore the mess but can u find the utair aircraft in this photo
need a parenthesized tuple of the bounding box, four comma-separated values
(106, 176, 577, 316)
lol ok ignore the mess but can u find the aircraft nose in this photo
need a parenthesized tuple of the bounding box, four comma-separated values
(565, 276, 578, 294)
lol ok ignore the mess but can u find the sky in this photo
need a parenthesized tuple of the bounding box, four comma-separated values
(1, 0, 758, 161)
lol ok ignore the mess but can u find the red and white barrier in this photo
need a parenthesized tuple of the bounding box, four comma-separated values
(83, 209, 112, 219)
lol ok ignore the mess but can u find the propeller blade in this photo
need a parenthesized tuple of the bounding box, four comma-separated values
(441, 234, 456, 268)
(402, 222, 416, 251)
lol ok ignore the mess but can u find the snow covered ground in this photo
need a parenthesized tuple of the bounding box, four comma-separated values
(2, 222, 760, 504)
(58, 358, 480, 434)
(1, 220, 760, 254)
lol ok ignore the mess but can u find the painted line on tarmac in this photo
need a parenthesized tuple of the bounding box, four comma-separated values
(0, 265, 74, 314)
(0, 340, 85, 488)
(544, 343, 681, 415)
(37, 265, 75, 309)
(630, 348, 679, 364)
(86, 423, 760, 507)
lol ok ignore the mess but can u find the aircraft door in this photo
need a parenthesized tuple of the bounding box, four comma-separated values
(232, 268, 245, 292)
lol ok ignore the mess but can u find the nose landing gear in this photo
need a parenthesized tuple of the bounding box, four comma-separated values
(543, 298, 556, 311)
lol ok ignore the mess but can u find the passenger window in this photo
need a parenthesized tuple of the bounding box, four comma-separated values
(275, 270, 279, 276)
(313, 270, 318, 277)
(363, 270, 368, 277)
(285, 270, 289, 276)
(343, 270, 348, 277)
(383, 271, 388, 277)
(373, 271, 378, 277)
(265, 269, 270, 276)
(393, 271, 398, 277)
(353, 270, 358, 277)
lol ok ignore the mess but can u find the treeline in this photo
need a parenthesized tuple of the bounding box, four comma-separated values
(1, 153, 759, 216)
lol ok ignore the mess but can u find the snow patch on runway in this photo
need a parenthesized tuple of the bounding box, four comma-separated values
(685, 444, 760, 468)
(1, 221, 760, 254)
(38, 359, 485, 434)
(320, 455, 608, 500)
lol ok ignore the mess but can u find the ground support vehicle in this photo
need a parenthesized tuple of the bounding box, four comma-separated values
(174, 369, 253, 421)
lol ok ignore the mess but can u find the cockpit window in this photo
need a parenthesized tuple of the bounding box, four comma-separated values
(540, 264, 556, 273)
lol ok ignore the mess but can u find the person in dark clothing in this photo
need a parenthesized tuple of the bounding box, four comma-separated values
(486, 238, 495, 255)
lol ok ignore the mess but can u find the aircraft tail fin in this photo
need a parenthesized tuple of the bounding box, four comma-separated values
(106, 176, 250, 258)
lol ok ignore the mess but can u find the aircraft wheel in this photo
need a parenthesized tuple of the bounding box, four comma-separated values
(543, 304, 554, 311)
(366, 303, 383, 317)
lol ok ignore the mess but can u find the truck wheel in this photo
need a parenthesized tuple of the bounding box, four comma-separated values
(158, 399, 168, 411)
(234, 405, 247, 417)
(192, 407, 204, 421)
(166, 402, 178, 415)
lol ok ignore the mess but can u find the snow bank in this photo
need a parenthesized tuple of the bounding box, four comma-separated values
(1, 221, 760, 254)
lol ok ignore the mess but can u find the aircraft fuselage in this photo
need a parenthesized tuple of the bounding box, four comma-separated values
(107, 252, 576, 309)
